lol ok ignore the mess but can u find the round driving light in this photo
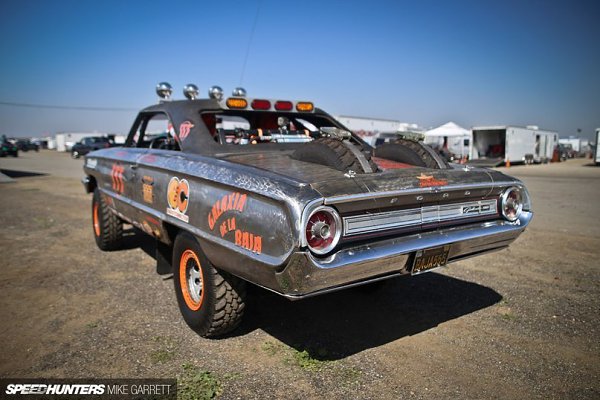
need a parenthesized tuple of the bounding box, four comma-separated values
(305, 206, 342, 255)
(232, 87, 247, 97)
(183, 83, 199, 100)
(208, 85, 223, 101)
(156, 82, 173, 99)
(501, 187, 523, 222)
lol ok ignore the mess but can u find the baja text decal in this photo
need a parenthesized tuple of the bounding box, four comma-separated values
(235, 230, 262, 254)
(219, 217, 236, 238)
(207, 192, 262, 254)
(166, 177, 190, 223)
(207, 192, 247, 230)
(179, 121, 194, 140)
(111, 164, 125, 193)
(417, 173, 448, 188)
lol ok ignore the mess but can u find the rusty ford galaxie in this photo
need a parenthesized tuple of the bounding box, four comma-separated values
(82, 83, 532, 337)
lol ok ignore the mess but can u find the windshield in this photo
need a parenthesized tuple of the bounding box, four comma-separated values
(201, 111, 343, 145)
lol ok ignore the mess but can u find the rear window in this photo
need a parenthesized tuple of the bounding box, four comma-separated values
(201, 111, 341, 145)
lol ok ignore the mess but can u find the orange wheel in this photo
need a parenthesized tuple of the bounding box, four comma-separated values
(179, 249, 205, 311)
(172, 232, 247, 337)
(93, 201, 101, 237)
(91, 188, 123, 251)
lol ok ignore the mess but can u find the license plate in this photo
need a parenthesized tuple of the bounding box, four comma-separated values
(411, 245, 451, 275)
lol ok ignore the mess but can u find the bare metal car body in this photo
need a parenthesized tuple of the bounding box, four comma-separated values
(82, 97, 532, 299)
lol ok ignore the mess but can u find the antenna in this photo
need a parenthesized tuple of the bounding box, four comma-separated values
(239, 0, 261, 86)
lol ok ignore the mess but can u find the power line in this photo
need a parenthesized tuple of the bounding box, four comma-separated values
(0, 101, 137, 112)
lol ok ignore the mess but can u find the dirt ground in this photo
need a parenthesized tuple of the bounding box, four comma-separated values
(0, 151, 599, 399)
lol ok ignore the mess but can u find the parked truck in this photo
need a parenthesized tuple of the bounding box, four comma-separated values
(469, 125, 557, 167)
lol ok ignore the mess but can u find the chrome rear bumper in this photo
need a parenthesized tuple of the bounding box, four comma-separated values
(275, 211, 532, 298)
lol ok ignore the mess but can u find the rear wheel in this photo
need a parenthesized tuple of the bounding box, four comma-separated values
(92, 189, 123, 250)
(173, 232, 246, 337)
(375, 139, 448, 169)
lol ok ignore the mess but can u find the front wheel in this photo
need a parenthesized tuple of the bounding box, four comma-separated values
(173, 232, 246, 337)
(92, 189, 123, 250)
(72, 150, 79, 159)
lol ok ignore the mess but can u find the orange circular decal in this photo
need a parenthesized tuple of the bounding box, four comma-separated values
(167, 177, 190, 215)
(167, 177, 180, 209)
(177, 179, 190, 213)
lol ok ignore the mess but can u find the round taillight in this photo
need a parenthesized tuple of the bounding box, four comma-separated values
(305, 206, 342, 255)
(501, 187, 523, 222)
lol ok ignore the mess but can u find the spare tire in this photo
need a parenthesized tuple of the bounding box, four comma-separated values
(374, 139, 448, 169)
(292, 137, 378, 173)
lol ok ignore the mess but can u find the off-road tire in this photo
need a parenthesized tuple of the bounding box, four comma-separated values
(375, 139, 448, 169)
(292, 137, 378, 173)
(92, 188, 123, 251)
(173, 232, 246, 338)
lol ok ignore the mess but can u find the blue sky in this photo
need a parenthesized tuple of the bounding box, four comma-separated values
(1, 0, 599, 140)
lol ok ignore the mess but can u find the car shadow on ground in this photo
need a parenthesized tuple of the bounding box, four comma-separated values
(236, 275, 502, 360)
(118, 229, 502, 360)
(0, 169, 48, 178)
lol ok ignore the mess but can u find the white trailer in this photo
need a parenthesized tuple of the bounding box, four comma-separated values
(470, 125, 557, 167)
(595, 128, 600, 165)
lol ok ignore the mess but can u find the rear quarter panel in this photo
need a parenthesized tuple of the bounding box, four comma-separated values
(86, 148, 321, 290)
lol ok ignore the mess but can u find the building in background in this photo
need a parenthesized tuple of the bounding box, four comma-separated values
(334, 115, 423, 146)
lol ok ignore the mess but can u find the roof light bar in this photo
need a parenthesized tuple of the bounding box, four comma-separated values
(274, 101, 293, 111)
(226, 97, 248, 109)
(156, 82, 173, 100)
(296, 102, 314, 112)
(183, 84, 199, 100)
(208, 86, 224, 101)
(251, 99, 271, 110)
(232, 87, 247, 97)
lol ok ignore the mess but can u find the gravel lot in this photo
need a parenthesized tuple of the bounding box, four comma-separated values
(0, 151, 598, 399)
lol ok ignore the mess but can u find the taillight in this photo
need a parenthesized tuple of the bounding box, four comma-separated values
(500, 187, 523, 222)
(304, 206, 342, 255)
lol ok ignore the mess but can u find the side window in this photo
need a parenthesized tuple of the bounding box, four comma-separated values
(126, 113, 180, 151)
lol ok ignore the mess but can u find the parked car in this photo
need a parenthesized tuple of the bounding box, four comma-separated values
(82, 83, 533, 337)
(16, 139, 39, 152)
(1, 139, 18, 157)
(71, 137, 112, 158)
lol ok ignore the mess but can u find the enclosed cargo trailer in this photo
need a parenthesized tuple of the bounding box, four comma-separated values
(469, 125, 557, 167)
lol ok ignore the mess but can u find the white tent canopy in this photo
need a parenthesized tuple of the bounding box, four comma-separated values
(424, 122, 471, 157)
(425, 121, 470, 137)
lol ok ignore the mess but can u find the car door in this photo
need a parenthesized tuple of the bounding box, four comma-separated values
(119, 112, 176, 235)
